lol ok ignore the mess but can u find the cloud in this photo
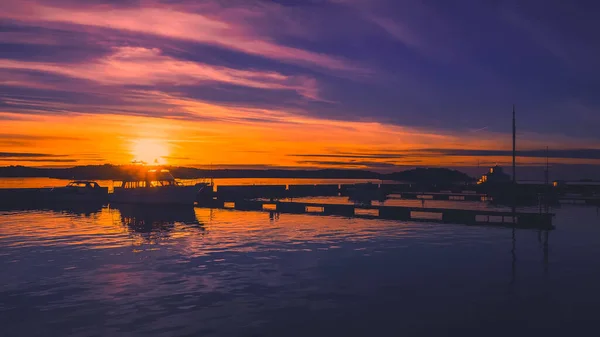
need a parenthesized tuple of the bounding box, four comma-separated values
(161, 155, 191, 161)
(499, 3, 600, 71)
(0, 152, 68, 158)
(0, 47, 321, 99)
(288, 148, 600, 169)
(296, 160, 400, 171)
(417, 148, 600, 160)
(0, 133, 82, 141)
(344, 0, 466, 63)
(0, 158, 77, 163)
(0, 1, 360, 72)
(369, 16, 425, 52)
(291, 153, 407, 159)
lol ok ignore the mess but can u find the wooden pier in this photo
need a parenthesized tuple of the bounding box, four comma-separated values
(197, 199, 554, 230)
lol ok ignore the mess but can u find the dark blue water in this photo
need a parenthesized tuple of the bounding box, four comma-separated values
(1, 204, 599, 336)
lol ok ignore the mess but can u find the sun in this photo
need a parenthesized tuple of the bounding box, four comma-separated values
(130, 139, 169, 164)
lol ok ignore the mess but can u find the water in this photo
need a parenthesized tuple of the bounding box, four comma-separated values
(1, 201, 600, 337)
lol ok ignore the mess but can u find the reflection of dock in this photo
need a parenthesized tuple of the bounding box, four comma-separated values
(0, 187, 109, 205)
(197, 199, 554, 230)
(558, 196, 600, 206)
(386, 192, 488, 201)
(0, 201, 104, 216)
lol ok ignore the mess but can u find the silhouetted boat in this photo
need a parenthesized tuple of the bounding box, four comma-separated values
(111, 169, 209, 205)
(346, 182, 388, 204)
(49, 180, 109, 202)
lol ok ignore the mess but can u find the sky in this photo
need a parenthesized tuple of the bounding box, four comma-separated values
(1, 0, 600, 174)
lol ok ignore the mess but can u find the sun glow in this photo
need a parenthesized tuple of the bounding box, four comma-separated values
(131, 139, 169, 164)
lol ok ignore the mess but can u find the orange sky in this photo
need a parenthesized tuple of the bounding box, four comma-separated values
(2, 104, 600, 170)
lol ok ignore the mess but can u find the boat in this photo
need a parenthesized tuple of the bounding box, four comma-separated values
(346, 182, 388, 204)
(110, 169, 209, 205)
(49, 180, 109, 202)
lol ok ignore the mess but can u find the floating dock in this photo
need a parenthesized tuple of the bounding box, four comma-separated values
(387, 192, 488, 201)
(196, 199, 554, 230)
(4, 182, 588, 229)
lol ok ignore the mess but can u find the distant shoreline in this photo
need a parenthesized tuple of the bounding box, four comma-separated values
(0, 165, 475, 183)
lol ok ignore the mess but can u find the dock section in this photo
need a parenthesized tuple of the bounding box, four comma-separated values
(212, 184, 490, 202)
(197, 199, 554, 230)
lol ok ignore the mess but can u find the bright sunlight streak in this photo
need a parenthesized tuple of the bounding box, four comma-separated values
(130, 139, 169, 164)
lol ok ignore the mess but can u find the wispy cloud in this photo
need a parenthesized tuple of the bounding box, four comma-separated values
(0, 47, 321, 99)
(0, 151, 67, 158)
(424, 148, 600, 160)
(0, 158, 77, 163)
(346, 1, 466, 63)
(0, 133, 82, 141)
(0, 1, 360, 73)
(499, 3, 600, 71)
(291, 153, 407, 159)
(292, 148, 600, 162)
(296, 159, 400, 171)
(369, 16, 425, 53)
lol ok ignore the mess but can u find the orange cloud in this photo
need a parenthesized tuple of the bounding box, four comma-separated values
(2, 85, 600, 168)
(2, 105, 600, 168)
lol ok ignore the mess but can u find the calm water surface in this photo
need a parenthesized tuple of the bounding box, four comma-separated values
(1, 202, 600, 336)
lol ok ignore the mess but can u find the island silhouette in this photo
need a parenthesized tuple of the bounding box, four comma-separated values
(0, 164, 474, 183)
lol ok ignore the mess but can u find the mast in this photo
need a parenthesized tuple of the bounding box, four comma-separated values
(512, 104, 516, 184)
(544, 146, 550, 214)
(545, 146, 549, 185)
